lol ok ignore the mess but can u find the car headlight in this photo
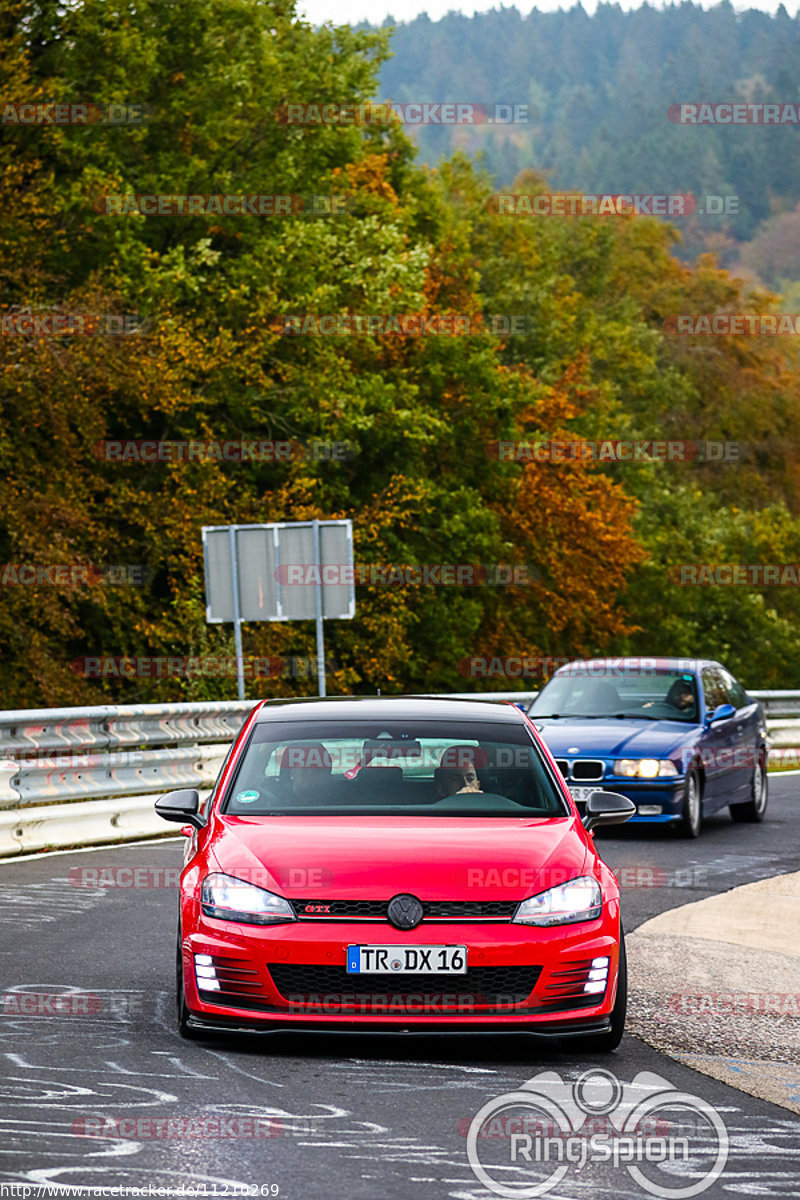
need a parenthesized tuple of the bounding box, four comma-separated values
(512, 876, 602, 926)
(615, 758, 678, 778)
(201, 873, 296, 925)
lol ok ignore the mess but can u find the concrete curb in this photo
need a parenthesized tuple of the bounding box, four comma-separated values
(627, 871, 800, 1114)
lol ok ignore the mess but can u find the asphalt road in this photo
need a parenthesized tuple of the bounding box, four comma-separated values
(1, 775, 799, 1199)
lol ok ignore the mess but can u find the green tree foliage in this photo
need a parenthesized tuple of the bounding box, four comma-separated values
(3, 0, 800, 705)
(376, 2, 800, 265)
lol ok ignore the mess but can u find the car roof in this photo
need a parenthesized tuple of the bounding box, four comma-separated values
(252, 696, 528, 724)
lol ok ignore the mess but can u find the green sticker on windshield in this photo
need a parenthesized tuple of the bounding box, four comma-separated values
(236, 790, 260, 804)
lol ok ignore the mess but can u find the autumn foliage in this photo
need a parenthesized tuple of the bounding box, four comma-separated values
(3, 0, 800, 706)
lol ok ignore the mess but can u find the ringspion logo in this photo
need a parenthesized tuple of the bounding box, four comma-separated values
(466, 1068, 728, 1198)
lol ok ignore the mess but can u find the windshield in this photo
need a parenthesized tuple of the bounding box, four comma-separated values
(530, 669, 699, 723)
(222, 719, 568, 817)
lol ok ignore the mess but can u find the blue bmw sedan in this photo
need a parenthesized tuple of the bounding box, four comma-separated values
(528, 658, 768, 837)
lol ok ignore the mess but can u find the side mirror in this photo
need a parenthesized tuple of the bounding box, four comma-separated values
(155, 788, 203, 828)
(582, 790, 636, 832)
(706, 703, 736, 726)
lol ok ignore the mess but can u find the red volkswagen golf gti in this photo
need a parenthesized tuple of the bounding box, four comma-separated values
(155, 697, 634, 1050)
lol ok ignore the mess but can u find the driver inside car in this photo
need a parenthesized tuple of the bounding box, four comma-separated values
(434, 746, 484, 799)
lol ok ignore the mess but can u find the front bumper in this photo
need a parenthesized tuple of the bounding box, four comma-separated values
(180, 907, 621, 1034)
(574, 779, 686, 822)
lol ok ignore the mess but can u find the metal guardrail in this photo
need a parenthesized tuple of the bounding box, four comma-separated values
(0, 700, 256, 854)
(0, 690, 797, 856)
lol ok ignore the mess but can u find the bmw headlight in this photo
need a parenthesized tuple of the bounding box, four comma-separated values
(615, 758, 678, 778)
(512, 876, 602, 926)
(201, 873, 296, 925)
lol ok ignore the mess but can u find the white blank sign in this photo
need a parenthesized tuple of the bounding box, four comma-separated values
(203, 520, 354, 623)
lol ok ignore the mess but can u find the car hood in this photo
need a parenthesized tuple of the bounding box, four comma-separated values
(533, 717, 696, 758)
(208, 815, 589, 900)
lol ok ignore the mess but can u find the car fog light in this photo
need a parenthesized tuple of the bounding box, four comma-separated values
(584, 980, 607, 994)
(194, 954, 221, 990)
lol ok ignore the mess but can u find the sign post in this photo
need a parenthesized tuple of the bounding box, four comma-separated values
(202, 519, 355, 699)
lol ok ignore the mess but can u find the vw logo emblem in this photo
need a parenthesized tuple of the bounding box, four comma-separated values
(387, 893, 424, 930)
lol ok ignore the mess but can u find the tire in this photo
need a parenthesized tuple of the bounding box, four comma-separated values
(578, 931, 627, 1053)
(730, 754, 768, 823)
(176, 927, 197, 1040)
(676, 768, 702, 838)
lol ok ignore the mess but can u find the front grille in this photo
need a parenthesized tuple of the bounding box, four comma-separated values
(571, 760, 605, 782)
(291, 899, 519, 923)
(267, 963, 542, 1009)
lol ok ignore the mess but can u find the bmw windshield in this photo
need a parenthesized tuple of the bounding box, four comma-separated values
(531, 668, 700, 723)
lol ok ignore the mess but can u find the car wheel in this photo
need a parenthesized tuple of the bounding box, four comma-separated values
(578, 931, 627, 1053)
(730, 754, 768, 823)
(176, 928, 197, 1040)
(676, 768, 702, 838)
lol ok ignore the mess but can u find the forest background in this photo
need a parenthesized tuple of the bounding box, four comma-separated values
(3, 0, 800, 707)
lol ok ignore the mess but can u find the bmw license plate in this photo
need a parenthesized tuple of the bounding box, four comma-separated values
(346, 945, 467, 974)
(570, 786, 602, 803)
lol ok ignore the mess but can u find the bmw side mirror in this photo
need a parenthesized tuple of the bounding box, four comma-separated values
(706, 703, 736, 726)
(155, 788, 204, 828)
(582, 790, 636, 832)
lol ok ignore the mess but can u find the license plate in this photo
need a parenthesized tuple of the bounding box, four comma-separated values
(570, 785, 602, 803)
(346, 945, 467, 974)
